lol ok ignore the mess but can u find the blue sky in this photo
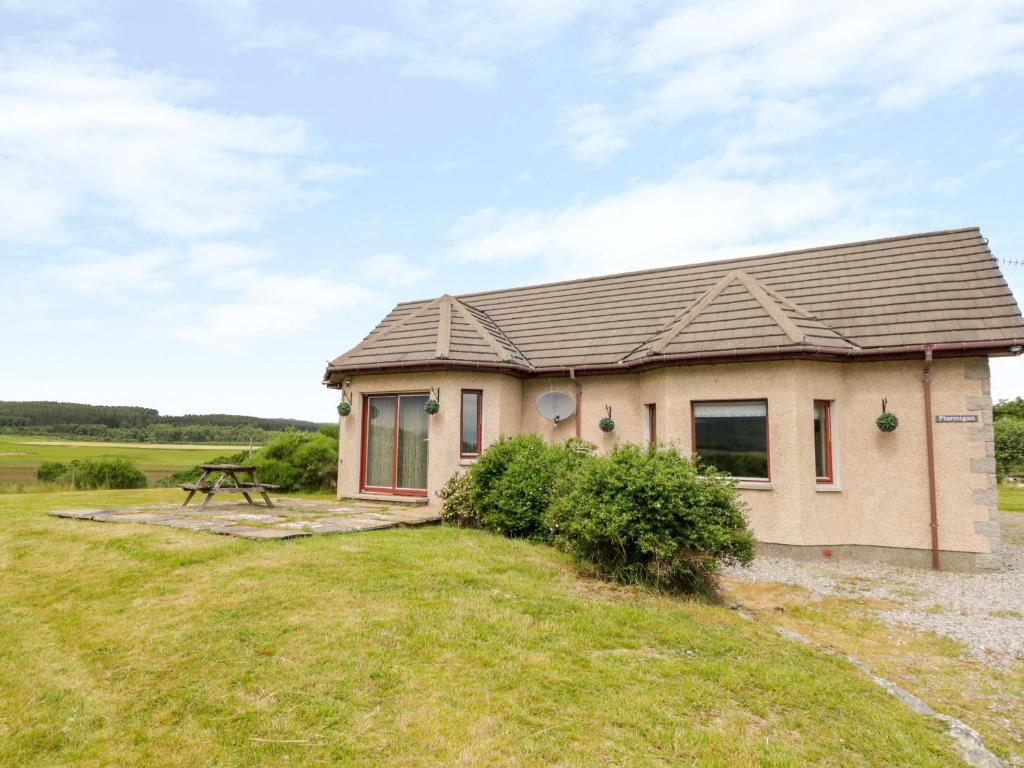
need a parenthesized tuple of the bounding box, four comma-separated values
(1, 0, 1023, 422)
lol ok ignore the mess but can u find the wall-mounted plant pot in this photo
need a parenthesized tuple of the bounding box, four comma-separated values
(337, 401, 351, 417)
(876, 412, 899, 432)
(424, 399, 440, 415)
(599, 417, 615, 433)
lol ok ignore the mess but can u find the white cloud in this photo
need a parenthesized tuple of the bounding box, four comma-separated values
(448, 168, 894, 280)
(45, 248, 178, 298)
(630, 0, 1024, 120)
(224, 0, 605, 82)
(357, 253, 436, 287)
(557, 104, 629, 164)
(0, 44, 357, 244)
(543, 1, 1024, 164)
(37, 241, 377, 345)
(168, 273, 371, 346)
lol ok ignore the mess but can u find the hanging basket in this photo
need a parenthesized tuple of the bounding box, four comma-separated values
(876, 412, 898, 432)
(337, 401, 352, 417)
(424, 398, 440, 415)
(599, 417, 615, 433)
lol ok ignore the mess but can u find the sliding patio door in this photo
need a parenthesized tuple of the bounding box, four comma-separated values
(363, 394, 429, 495)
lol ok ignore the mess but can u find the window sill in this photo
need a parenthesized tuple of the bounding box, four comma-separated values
(816, 484, 842, 493)
(737, 481, 772, 490)
(459, 457, 478, 466)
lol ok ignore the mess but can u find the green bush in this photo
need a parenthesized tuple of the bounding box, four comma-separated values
(547, 443, 755, 595)
(437, 471, 478, 527)
(253, 458, 303, 491)
(71, 459, 148, 490)
(995, 397, 1024, 421)
(469, 435, 593, 541)
(36, 461, 69, 483)
(254, 430, 339, 492)
(995, 417, 1024, 479)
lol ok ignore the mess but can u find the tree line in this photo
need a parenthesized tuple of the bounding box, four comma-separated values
(0, 401, 330, 444)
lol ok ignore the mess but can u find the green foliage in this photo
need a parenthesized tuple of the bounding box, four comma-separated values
(71, 459, 148, 490)
(437, 471, 478, 527)
(548, 443, 755, 595)
(424, 399, 440, 414)
(995, 417, 1024, 478)
(599, 417, 615, 432)
(253, 459, 303, 491)
(36, 462, 69, 483)
(469, 435, 594, 541)
(876, 412, 899, 432)
(318, 424, 340, 440)
(255, 431, 339, 492)
(994, 397, 1024, 421)
(0, 400, 330, 444)
(337, 401, 351, 417)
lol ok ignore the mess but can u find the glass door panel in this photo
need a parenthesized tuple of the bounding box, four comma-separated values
(364, 396, 396, 488)
(396, 395, 429, 490)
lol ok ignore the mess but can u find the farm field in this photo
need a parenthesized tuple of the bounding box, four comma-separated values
(0, 434, 246, 487)
(0, 487, 967, 767)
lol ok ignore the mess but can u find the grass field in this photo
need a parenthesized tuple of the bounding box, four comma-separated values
(999, 483, 1024, 513)
(0, 434, 246, 487)
(0, 488, 966, 767)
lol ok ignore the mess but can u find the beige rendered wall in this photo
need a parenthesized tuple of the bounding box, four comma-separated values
(336, 357, 999, 569)
(337, 371, 523, 502)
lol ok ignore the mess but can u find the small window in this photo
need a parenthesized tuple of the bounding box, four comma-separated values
(692, 400, 769, 480)
(460, 390, 482, 457)
(813, 400, 833, 483)
(644, 404, 657, 447)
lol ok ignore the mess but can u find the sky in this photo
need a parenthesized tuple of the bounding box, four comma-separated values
(1, 0, 1023, 422)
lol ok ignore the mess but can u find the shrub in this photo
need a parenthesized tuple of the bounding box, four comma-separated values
(469, 435, 594, 540)
(36, 461, 69, 483)
(254, 430, 339, 491)
(547, 443, 755, 596)
(72, 459, 148, 490)
(253, 458, 303, 491)
(437, 471, 478, 527)
(995, 417, 1024, 479)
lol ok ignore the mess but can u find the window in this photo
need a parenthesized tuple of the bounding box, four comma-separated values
(813, 400, 833, 484)
(460, 390, 482, 457)
(643, 404, 657, 447)
(692, 400, 769, 480)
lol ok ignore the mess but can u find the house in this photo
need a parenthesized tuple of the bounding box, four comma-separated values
(324, 227, 1024, 570)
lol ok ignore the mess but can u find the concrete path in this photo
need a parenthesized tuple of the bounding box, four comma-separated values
(48, 497, 440, 540)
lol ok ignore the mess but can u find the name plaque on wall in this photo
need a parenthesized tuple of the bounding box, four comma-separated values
(935, 414, 979, 423)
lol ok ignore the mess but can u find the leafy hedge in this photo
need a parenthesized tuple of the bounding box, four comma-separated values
(441, 436, 754, 595)
(162, 428, 339, 492)
(468, 435, 593, 541)
(36, 462, 70, 483)
(35, 459, 148, 489)
(548, 444, 754, 595)
(995, 417, 1024, 479)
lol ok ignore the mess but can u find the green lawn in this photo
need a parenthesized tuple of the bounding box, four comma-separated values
(0, 434, 246, 487)
(0, 489, 963, 767)
(999, 483, 1024, 513)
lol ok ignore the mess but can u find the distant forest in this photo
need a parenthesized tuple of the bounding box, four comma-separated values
(0, 401, 330, 444)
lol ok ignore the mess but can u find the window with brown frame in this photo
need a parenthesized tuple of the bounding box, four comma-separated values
(460, 390, 482, 457)
(644, 403, 657, 447)
(813, 400, 833, 483)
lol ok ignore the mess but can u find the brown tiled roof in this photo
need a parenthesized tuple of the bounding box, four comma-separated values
(326, 227, 1024, 380)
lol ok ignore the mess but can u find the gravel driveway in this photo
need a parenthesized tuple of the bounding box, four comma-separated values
(724, 511, 1024, 666)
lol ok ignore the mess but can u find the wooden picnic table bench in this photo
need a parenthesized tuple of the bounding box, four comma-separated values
(181, 463, 279, 510)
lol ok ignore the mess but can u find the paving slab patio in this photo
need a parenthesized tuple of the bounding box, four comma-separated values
(48, 496, 440, 540)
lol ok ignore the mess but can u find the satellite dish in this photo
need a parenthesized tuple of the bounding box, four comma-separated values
(536, 391, 576, 423)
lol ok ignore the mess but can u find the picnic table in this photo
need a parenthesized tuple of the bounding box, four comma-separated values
(181, 464, 279, 509)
